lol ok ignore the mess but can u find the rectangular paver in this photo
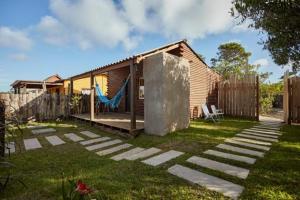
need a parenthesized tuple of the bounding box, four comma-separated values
(85, 139, 122, 151)
(236, 134, 278, 142)
(168, 164, 244, 200)
(45, 135, 65, 146)
(253, 126, 280, 130)
(24, 138, 42, 150)
(142, 150, 184, 166)
(32, 128, 56, 135)
(225, 139, 270, 151)
(80, 137, 111, 145)
(126, 147, 162, 161)
(241, 131, 279, 139)
(187, 156, 249, 179)
(64, 133, 84, 142)
(204, 149, 256, 164)
(5, 142, 15, 154)
(232, 137, 272, 146)
(111, 147, 145, 161)
(80, 131, 99, 138)
(244, 129, 281, 135)
(96, 143, 133, 156)
(27, 125, 46, 129)
(216, 144, 264, 157)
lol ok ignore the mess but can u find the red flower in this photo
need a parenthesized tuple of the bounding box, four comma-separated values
(75, 180, 92, 195)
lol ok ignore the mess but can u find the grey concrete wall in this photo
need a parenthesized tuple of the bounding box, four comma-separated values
(144, 52, 190, 136)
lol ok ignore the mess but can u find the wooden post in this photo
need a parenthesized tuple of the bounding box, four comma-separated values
(0, 100, 5, 157)
(70, 78, 74, 96)
(288, 78, 292, 125)
(90, 73, 94, 125)
(130, 60, 136, 131)
(256, 75, 259, 121)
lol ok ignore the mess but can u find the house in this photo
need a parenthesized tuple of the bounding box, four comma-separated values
(68, 40, 220, 136)
(11, 74, 63, 94)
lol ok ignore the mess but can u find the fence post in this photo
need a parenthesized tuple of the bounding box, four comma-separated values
(256, 75, 259, 121)
(288, 78, 292, 125)
(0, 100, 5, 157)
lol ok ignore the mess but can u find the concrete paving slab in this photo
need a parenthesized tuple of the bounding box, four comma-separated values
(96, 143, 133, 156)
(27, 125, 47, 129)
(45, 135, 65, 146)
(241, 131, 279, 139)
(236, 133, 278, 142)
(85, 139, 122, 151)
(204, 149, 256, 164)
(216, 144, 264, 157)
(126, 147, 162, 161)
(168, 164, 244, 200)
(253, 125, 280, 130)
(187, 156, 249, 179)
(142, 150, 184, 166)
(64, 133, 84, 142)
(225, 139, 270, 151)
(32, 128, 56, 135)
(111, 147, 145, 161)
(80, 131, 99, 138)
(24, 138, 42, 150)
(80, 137, 111, 145)
(232, 137, 272, 146)
(5, 142, 15, 154)
(244, 129, 281, 135)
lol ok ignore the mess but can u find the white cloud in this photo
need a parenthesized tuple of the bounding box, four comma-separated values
(9, 53, 29, 61)
(36, 0, 247, 50)
(0, 27, 32, 50)
(254, 58, 269, 67)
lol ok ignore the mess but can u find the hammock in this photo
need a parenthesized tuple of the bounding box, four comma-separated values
(95, 75, 130, 109)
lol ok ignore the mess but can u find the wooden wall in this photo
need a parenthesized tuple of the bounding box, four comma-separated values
(0, 92, 69, 121)
(284, 72, 300, 124)
(218, 75, 259, 120)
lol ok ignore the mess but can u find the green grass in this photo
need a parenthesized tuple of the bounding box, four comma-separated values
(1, 118, 299, 199)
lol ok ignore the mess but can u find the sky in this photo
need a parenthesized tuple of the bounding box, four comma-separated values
(0, 0, 291, 92)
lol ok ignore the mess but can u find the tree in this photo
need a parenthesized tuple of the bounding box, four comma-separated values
(231, 0, 300, 71)
(210, 42, 259, 78)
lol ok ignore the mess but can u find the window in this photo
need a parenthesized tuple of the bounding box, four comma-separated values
(139, 78, 144, 99)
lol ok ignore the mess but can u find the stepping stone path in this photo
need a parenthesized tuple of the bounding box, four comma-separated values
(231, 137, 272, 146)
(204, 149, 256, 164)
(27, 125, 47, 129)
(241, 131, 279, 138)
(225, 138, 270, 151)
(46, 135, 65, 146)
(216, 144, 265, 157)
(80, 137, 110, 146)
(244, 128, 281, 134)
(32, 128, 56, 135)
(64, 133, 84, 142)
(168, 164, 244, 200)
(85, 139, 122, 151)
(111, 147, 145, 161)
(80, 131, 99, 138)
(5, 142, 15, 154)
(24, 138, 42, 150)
(236, 133, 279, 142)
(126, 147, 162, 161)
(96, 143, 132, 156)
(187, 156, 250, 179)
(142, 150, 184, 166)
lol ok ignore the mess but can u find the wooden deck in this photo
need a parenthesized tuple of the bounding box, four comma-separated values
(71, 113, 144, 133)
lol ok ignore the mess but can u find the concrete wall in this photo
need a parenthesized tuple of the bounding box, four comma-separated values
(143, 52, 190, 136)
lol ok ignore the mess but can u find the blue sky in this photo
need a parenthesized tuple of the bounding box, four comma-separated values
(0, 0, 290, 92)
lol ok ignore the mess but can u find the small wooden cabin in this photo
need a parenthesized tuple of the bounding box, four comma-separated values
(69, 40, 220, 136)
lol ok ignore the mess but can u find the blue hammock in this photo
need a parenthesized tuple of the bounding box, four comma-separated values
(95, 75, 130, 109)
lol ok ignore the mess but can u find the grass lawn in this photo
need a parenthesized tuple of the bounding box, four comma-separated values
(1, 118, 299, 200)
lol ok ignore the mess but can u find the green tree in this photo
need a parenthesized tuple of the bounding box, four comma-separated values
(231, 0, 300, 71)
(210, 42, 259, 78)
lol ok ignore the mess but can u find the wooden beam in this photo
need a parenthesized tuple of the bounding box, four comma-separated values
(288, 78, 292, 125)
(130, 59, 136, 131)
(90, 87, 95, 123)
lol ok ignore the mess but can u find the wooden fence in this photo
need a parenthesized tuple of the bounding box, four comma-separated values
(283, 72, 300, 124)
(218, 75, 259, 120)
(0, 92, 69, 121)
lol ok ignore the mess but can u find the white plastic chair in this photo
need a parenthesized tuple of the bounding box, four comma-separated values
(201, 104, 217, 122)
(211, 105, 224, 119)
